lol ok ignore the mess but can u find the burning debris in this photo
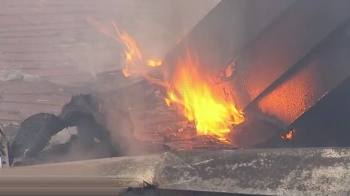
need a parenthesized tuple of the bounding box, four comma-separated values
(281, 129, 295, 140)
(164, 50, 245, 142)
(7, 94, 124, 166)
(2, 1, 350, 195)
(4, 0, 350, 168)
(7, 92, 170, 166)
(88, 18, 247, 144)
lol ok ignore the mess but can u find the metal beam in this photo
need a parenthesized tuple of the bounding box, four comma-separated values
(254, 21, 350, 125)
(161, 0, 295, 78)
(226, 0, 350, 111)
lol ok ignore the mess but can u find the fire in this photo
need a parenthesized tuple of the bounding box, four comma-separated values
(88, 17, 245, 142)
(146, 60, 162, 67)
(281, 129, 295, 140)
(110, 21, 143, 77)
(165, 51, 245, 141)
(87, 18, 161, 77)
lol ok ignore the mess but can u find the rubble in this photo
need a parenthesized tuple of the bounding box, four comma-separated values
(9, 93, 116, 166)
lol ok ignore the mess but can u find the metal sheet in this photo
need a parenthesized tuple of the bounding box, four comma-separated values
(154, 148, 350, 196)
(255, 22, 350, 125)
(160, 0, 295, 79)
(228, 0, 350, 110)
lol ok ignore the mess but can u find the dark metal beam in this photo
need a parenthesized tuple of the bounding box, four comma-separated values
(226, 0, 350, 111)
(160, 0, 295, 78)
(254, 20, 350, 126)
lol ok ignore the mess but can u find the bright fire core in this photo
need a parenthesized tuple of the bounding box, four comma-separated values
(88, 18, 245, 142)
(165, 52, 245, 141)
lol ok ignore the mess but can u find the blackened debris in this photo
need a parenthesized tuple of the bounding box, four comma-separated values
(60, 94, 104, 126)
(10, 113, 68, 165)
(10, 93, 129, 166)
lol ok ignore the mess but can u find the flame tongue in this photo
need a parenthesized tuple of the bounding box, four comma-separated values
(166, 52, 245, 141)
(87, 18, 162, 77)
(147, 60, 162, 67)
(88, 18, 245, 142)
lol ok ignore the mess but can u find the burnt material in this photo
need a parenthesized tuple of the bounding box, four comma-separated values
(10, 94, 119, 166)
(9, 93, 170, 166)
(10, 113, 67, 165)
(60, 94, 119, 157)
(60, 94, 105, 127)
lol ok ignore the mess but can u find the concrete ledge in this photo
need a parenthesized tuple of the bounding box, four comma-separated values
(1, 148, 350, 195)
(155, 148, 350, 196)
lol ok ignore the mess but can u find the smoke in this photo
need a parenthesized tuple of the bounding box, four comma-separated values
(3, 1, 222, 163)
(73, 0, 221, 77)
(73, 0, 221, 156)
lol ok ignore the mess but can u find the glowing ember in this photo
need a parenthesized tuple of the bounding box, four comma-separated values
(87, 18, 161, 77)
(165, 51, 245, 141)
(146, 60, 163, 67)
(281, 129, 295, 140)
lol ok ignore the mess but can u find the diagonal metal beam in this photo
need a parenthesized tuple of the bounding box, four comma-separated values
(160, 0, 295, 78)
(254, 21, 350, 126)
(228, 0, 350, 111)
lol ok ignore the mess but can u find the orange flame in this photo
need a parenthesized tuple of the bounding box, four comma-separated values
(88, 18, 245, 142)
(87, 18, 161, 77)
(281, 129, 295, 140)
(146, 60, 163, 67)
(111, 21, 143, 77)
(165, 51, 245, 141)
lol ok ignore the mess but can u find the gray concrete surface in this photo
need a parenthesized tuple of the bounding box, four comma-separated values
(1, 148, 350, 195)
